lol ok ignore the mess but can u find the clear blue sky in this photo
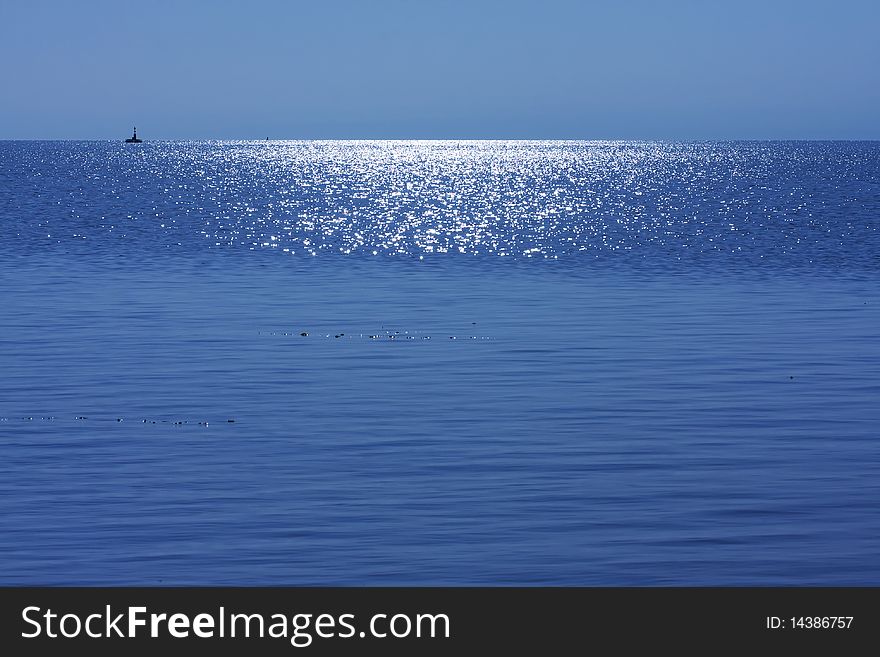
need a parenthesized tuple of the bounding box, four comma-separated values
(1, 0, 877, 139)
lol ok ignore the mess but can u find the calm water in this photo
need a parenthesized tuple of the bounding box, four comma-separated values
(1, 140, 878, 585)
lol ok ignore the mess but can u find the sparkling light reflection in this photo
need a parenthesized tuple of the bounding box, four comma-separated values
(7, 140, 878, 270)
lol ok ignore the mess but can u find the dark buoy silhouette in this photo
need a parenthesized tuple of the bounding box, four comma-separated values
(125, 126, 143, 143)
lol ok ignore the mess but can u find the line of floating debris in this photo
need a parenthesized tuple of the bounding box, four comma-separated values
(0, 416, 238, 426)
(258, 328, 493, 340)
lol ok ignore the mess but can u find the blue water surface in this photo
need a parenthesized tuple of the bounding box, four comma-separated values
(1, 140, 878, 584)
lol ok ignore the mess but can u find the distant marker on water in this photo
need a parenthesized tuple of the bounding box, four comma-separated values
(125, 126, 143, 143)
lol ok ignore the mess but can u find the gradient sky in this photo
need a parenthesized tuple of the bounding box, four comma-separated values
(1, 0, 877, 139)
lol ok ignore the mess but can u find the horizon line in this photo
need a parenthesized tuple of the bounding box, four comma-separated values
(3, 136, 880, 142)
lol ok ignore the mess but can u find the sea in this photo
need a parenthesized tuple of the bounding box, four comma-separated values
(0, 140, 878, 585)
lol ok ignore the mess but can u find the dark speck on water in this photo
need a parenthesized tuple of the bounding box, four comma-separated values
(1, 140, 878, 586)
